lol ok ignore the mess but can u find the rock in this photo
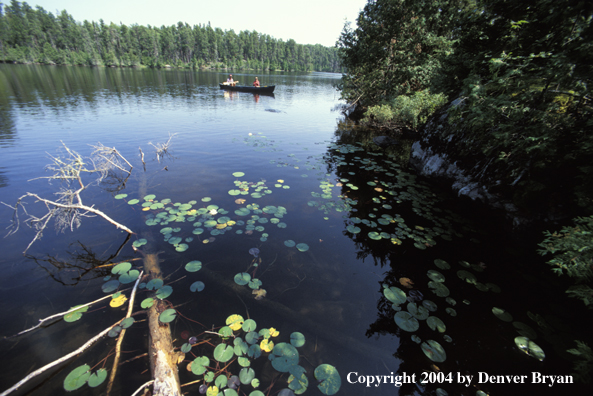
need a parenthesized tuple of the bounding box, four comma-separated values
(373, 135, 398, 148)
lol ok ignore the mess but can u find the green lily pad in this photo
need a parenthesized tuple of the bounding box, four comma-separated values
(191, 356, 210, 375)
(119, 269, 140, 284)
(422, 300, 438, 312)
(146, 279, 164, 290)
(248, 278, 262, 289)
(492, 307, 513, 322)
(284, 240, 296, 247)
(270, 343, 299, 372)
(394, 311, 420, 332)
(144, 194, 156, 201)
(428, 281, 450, 297)
(64, 305, 89, 323)
(457, 270, 477, 284)
(427, 270, 445, 283)
(233, 172, 245, 177)
(176, 243, 189, 252)
(156, 285, 173, 300)
(314, 364, 341, 395)
(185, 260, 202, 272)
(421, 340, 447, 362)
(290, 332, 305, 348)
(190, 281, 205, 292)
(141, 298, 154, 309)
(239, 367, 255, 385)
(115, 194, 127, 199)
(384, 286, 407, 305)
(132, 239, 147, 248)
(159, 308, 177, 323)
(242, 319, 257, 332)
(514, 336, 545, 361)
(112, 262, 132, 274)
(347, 225, 361, 234)
(214, 344, 235, 363)
(63, 364, 91, 391)
(121, 317, 135, 329)
(181, 343, 192, 353)
(128, 199, 140, 205)
(407, 302, 429, 320)
(427, 316, 446, 333)
(234, 272, 251, 286)
(87, 368, 107, 388)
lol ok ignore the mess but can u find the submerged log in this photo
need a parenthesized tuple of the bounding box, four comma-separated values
(142, 251, 182, 396)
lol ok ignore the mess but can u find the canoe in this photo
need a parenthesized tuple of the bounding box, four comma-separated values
(219, 83, 275, 94)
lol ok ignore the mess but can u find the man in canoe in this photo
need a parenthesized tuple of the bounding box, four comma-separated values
(253, 77, 260, 87)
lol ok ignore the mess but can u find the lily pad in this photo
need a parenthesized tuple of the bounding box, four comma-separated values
(407, 302, 429, 320)
(159, 308, 177, 323)
(492, 307, 513, 322)
(384, 286, 407, 305)
(190, 281, 205, 292)
(284, 240, 296, 248)
(112, 262, 132, 275)
(232, 172, 245, 177)
(234, 272, 251, 286)
(314, 364, 341, 395)
(242, 319, 257, 332)
(427, 316, 447, 333)
(63, 364, 91, 391)
(239, 367, 255, 385)
(141, 298, 154, 309)
(270, 343, 299, 372)
(64, 305, 89, 323)
(514, 336, 545, 361)
(214, 344, 235, 363)
(427, 270, 445, 283)
(394, 311, 420, 332)
(421, 340, 447, 362)
(146, 279, 164, 290)
(185, 260, 202, 272)
(119, 269, 140, 284)
(290, 332, 305, 348)
(191, 356, 210, 375)
(296, 243, 309, 252)
(155, 285, 173, 300)
(87, 368, 108, 388)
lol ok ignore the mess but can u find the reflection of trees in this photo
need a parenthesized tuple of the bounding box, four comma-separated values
(27, 235, 134, 286)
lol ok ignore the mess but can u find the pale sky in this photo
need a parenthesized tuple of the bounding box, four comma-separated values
(26, 0, 368, 47)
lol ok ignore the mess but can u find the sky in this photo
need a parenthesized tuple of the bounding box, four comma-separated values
(26, 0, 368, 47)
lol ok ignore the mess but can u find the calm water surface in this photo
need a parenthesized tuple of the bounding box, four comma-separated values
(0, 64, 590, 396)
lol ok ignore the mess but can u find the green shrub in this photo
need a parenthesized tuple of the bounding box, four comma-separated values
(538, 215, 593, 307)
(362, 89, 448, 130)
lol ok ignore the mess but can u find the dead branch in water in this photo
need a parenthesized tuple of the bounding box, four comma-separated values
(2, 142, 134, 253)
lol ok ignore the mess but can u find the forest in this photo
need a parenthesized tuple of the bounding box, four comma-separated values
(338, 0, 593, 359)
(0, 0, 343, 72)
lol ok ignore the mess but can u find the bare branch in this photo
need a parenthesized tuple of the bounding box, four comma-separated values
(148, 133, 176, 163)
(0, 321, 122, 396)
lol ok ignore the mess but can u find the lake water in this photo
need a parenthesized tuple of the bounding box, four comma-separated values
(0, 64, 590, 396)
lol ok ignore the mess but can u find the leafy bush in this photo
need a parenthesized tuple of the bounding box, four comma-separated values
(538, 215, 593, 307)
(362, 90, 448, 130)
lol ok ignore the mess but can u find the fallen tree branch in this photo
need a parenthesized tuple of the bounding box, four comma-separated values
(106, 270, 144, 396)
(131, 380, 154, 396)
(0, 321, 122, 396)
(3, 293, 115, 339)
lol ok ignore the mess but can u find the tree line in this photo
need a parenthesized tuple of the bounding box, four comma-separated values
(0, 0, 343, 72)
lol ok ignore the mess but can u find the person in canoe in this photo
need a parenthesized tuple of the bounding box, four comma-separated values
(253, 77, 260, 87)
(226, 74, 237, 86)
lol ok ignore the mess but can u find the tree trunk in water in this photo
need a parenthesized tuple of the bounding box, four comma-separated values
(143, 252, 183, 396)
